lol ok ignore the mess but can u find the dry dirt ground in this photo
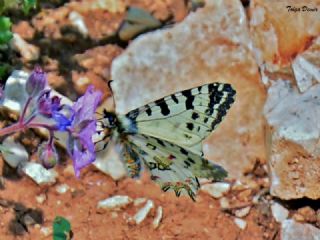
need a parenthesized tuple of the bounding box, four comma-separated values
(0, 164, 277, 240)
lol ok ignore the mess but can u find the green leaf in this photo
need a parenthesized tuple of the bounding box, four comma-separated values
(0, 16, 12, 45)
(53, 216, 72, 240)
(22, 0, 37, 15)
(0, 63, 10, 80)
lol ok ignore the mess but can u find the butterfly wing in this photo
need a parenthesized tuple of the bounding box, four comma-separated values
(125, 134, 227, 200)
(121, 83, 236, 156)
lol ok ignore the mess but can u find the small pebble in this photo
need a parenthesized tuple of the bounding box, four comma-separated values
(234, 218, 247, 230)
(297, 206, 316, 223)
(134, 200, 154, 224)
(237, 189, 252, 202)
(97, 195, 132, 211)
(232, 180, 246, 191)
(219, 197, 230, 209)
(35, 194, 47, 204)
(235, 206, 251, 218)
(201, 182, 230, 198)
(22, 162, 57, 185)
(111, 212, 118, 219)
(133, 198, 147, 206)
(293, 213, 305, 222)
(40, 226, 52, 237)
(55, 184, 70, 194)
(152, 206, 163, 229)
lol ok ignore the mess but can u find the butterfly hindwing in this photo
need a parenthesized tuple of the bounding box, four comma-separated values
(122, 83, 236, 155)
(126, 134, 227, 200)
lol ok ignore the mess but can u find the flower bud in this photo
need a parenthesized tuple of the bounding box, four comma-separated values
(38, 142, 58, 169)
(26, 66, 47, 97)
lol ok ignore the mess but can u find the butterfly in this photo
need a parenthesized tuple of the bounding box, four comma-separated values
(96, 82, 236, 201)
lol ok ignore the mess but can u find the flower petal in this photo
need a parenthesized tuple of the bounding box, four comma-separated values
(72, 144, 95, 177)
(72, 85, 102, 124)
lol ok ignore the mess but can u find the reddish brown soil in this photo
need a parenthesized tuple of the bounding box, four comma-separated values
(0, 164, 274, 240)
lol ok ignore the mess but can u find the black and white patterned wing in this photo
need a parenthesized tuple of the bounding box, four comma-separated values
(120, 83, 236, 156)
(126, 134, 227, 201)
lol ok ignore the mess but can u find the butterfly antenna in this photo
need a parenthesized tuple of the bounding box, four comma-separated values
(108, 80, 116, 110)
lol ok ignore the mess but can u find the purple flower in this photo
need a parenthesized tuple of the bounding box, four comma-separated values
(26, 66, 47, 97)
(37, 91, 61, 117)
(36, 84, 102, 176)
(66, 85, 102, 177)
(37, 91, 72, 130)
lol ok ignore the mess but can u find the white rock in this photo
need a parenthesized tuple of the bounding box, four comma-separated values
(219, 197, 230, 209)
(94, 138, 127, 180)
(111, 0, 266, 178)
(133, 198, 147, 206)
(281, 219, 320, 240)
(40, 226, 52, 237)
(22, 162, 58, 185)
(234, 218, 247, 230)
(97, 195, 132, 211)
(1, 70, 29, 112)
(11, 33, 39, 61)
(1, 137, 29, 168)
(152, 206, 163, 229)
(55, 184, 70, 194)
(264, 80, 320, 157)
(133, 200, 154, 224)
(69, 11, 88, 36)
(264, 80, 320, 199)
(271, 202, 289, 223)
(35, 194, 47, 204)
(235, 206, 251, 218)
(292, 38, 320, 93)
(201, 182, 230, 198)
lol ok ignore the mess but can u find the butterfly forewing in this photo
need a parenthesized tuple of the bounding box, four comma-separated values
(123, 83, 236, 155)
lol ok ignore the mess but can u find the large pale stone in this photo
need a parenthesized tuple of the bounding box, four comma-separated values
(264, 80, 320, 199)
(281, 219, 320, 240)
(111, 0, 266, 177)
(249, 0, 320, 71)
(292, 37, 320, 93)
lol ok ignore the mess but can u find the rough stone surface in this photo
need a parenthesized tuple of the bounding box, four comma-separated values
(22, 162, 58, 185)
(264, 80, 320, 199)
(201, 182, 230, 198)
(94, 139, 127, 180)
(235, 206, 251, 218)
(281, 219, 320, 240)
(271, 202, 289, 223)
(97, 195, 132, 211)
(152, 206, 163, 229)
(249, 0, 320, 71)
(292, 37, 320, 93)
(111, 0, 266, 178)
(1, 137, 29, 168)
(234, 218, 247, 230)
(133, 200, 154, 224)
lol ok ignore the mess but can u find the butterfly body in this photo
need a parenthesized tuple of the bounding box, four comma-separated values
(98, 82, 236, 200)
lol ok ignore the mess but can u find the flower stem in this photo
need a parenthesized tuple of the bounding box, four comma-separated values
(19, 96, 33, 124)
(0, 123, 25, 136)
